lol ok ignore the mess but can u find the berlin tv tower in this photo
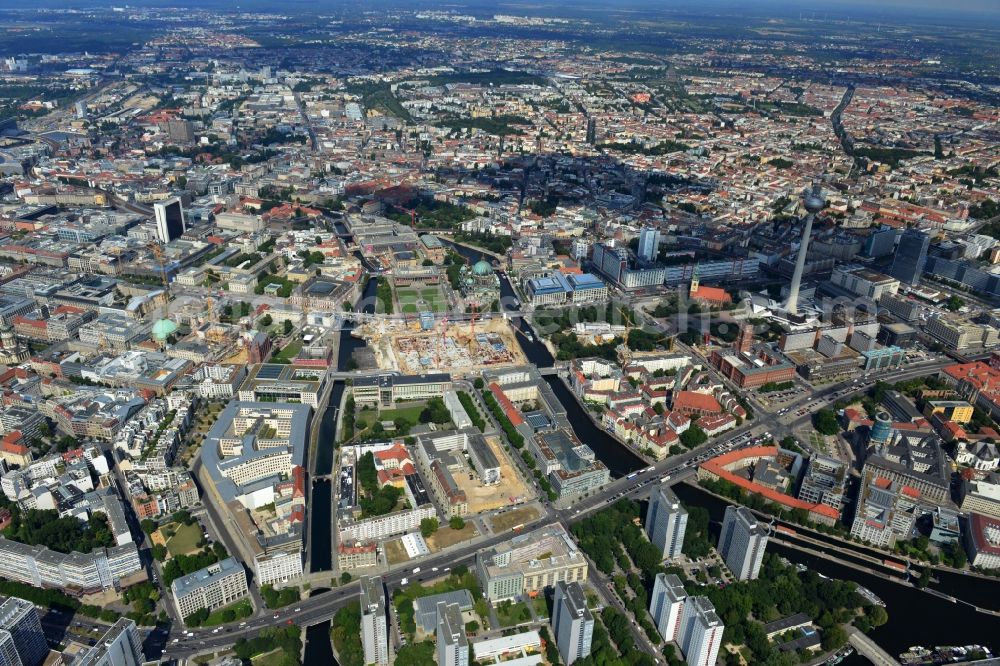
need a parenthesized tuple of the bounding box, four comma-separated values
(785, 182, 827, 316)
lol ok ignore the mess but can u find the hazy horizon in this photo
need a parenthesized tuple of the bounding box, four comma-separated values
(0, 0, 997, 22)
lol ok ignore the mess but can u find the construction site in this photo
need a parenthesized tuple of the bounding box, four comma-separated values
(455, 434, 533, 514)
(356, 315, 526, 376)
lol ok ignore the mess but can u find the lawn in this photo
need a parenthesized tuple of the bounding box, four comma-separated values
(355, 404, 424, 430)
(378, 404, 426, 424)
(425, 523, 478, 552)
(496, 600, 532, 628)
(202, 598, 253, 627)
(252, 650, 290, 666)
(489, 506, 540, 533)
(532, 595, 548, 619)
(256, 274, 295, 298)
(165, 522, 203, 557)
(272, 341, 302, 363)
(807, 431, 831, 454)
(397, 285, 447, 313)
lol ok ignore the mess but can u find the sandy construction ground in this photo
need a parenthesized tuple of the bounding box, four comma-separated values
(454, 435, 533, 513)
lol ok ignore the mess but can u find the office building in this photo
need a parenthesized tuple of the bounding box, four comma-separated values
(888, 229, 929, 286)
(170, 557, 249, 620)
(862, 430, 950, 504)
(0, 631, 22, 666)
(645, 486, 688, 560)
(797, 455, 848, 514)
(153, 198, 186, 243)
(830, 266, 899, 300)
(963, 512, 1000, 570)
(678, 596, 724, 666)
(0, 538, 142, 595)
(591, 243, 666, 290)
(851, 474, 919, 547)
(71, 619, 144, 666)
(165, 118, 194, 144)
(0, 598, 47, 666)
(352, 373, 451, 408)
(413, 591, 475, 634)
(637, 227, 661, 262)
(863, 225, 898, 259)
(476, 524, 588, 602)
(436, 602, 468, 666)
(361, 576, 389, 666)
(878, 322, 917, 348)
(649, 573, 686, 642)
(552, 581, 593, 665)
(254, 550, 304, 586)
(960, 476, 1000, 519)
(718, 505, 768, 581)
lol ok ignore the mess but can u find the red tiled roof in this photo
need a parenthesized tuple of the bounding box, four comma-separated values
(673, 391, 722, 413)
(0, 431, 27, 456)
(489, 383, 525, 427)
(690, 286, 732, 304)
(375, 443, 411, 464)
(700, 446, 840, 521)
(969, 513, 1000, 556)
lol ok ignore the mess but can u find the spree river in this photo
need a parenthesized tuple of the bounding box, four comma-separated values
(306, 239, 1000, 662)
(308, 275, 378, 573)
(671, 484, 1000, 660)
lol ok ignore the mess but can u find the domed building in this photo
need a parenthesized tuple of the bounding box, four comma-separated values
(152, 318, 178, 344)
(472, 259, 492, 276)
(458, 256, 501, 308)
(0, 323, 27, 364)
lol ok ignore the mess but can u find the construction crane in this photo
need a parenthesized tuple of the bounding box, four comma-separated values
(392, 203, 417, 226)
(436, 316, 448, 367)
(147, 243, 176, 347)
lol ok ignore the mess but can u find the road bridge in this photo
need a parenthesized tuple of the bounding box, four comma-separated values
(846, 626, 900, 666)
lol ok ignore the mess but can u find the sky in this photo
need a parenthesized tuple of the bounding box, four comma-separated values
(1, 0, 998, 21)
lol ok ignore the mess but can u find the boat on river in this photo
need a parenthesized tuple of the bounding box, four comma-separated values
(900, 645, 993, 665)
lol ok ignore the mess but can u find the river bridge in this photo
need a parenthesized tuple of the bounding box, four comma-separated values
(846, 627, 900, 666)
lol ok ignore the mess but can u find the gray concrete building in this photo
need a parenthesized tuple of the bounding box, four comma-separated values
(552, 581, 593, 665)
(645, 486, 688, 560)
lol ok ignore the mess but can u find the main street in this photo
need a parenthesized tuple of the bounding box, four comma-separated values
(144, 275, 955, 661)
(156, 423, 751, 661)
(153, 348, 954, 661)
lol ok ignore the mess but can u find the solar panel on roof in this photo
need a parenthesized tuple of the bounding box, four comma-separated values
(256, 365, 285, 379)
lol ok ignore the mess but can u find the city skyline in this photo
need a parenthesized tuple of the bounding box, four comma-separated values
(0, 1, 998, 665)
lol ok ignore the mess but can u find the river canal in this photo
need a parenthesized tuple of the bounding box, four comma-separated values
(306, 238, 1000, 662)
(671, 483, 1000, 660)
(308, 275, 378, 573)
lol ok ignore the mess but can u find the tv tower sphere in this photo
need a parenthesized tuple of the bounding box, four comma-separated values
(803, 183, 826, 214)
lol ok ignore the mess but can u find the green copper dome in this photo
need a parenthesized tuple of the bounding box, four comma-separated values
(152, 318, 178, 341)
(472, 259, 492, 276)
